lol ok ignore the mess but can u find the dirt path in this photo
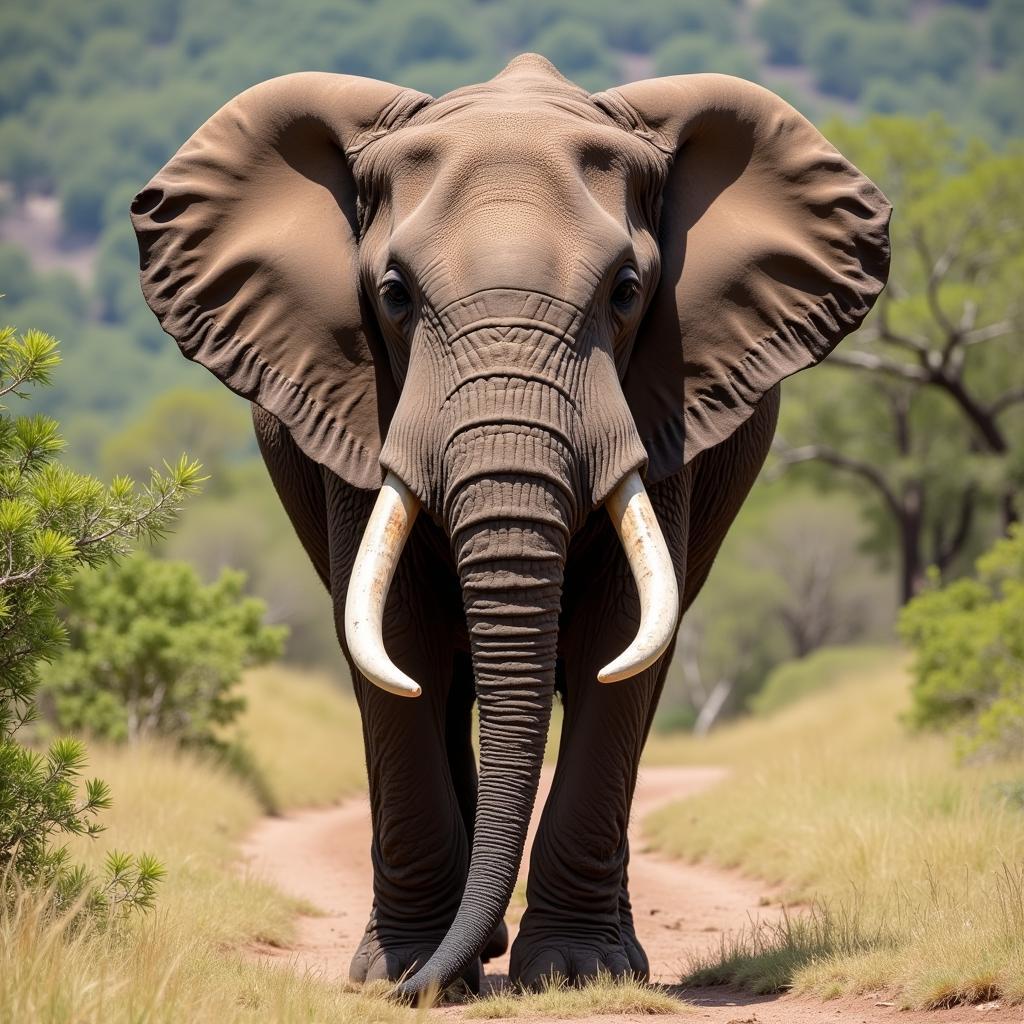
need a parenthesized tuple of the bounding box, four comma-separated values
(240, 767, 1021, 1024)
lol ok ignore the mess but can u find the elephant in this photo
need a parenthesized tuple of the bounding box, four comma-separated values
(131, 54, 890, 1001)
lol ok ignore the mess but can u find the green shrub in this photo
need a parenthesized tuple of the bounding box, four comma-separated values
(750, 646, 897, 716)
(900, 526, 1024, 757)
(653, 36, 760, 80)
(41, 554, 286, 748)
(532, 20, 619, 87)
(0, 321, 200, 909)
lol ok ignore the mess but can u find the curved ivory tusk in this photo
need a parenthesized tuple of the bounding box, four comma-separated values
(598, 470, 680, 684)
(344, 472, 422, 697)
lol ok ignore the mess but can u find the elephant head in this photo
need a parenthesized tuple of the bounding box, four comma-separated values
(131, 54, 890, 998)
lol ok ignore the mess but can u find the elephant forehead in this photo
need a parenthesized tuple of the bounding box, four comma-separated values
(359, 107, 662, 219)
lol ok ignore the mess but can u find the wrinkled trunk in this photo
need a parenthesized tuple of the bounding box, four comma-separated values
(379, 306, 648, 999)
(395, 462, 570, 999)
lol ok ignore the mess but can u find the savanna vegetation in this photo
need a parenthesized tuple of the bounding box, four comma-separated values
(646, 647, 1024, 1008)
(3, 0, 1024, 1018)
(3, 0, 1023, 721)
(1, 668, 412, 1024)
(0, 324, 199, 912)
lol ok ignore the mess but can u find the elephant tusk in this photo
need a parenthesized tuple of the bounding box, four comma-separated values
(598, 470, 679, 684)
(345, 471, 422, 697)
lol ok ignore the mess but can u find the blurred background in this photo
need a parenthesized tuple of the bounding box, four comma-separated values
(2, 0, 1022, 730)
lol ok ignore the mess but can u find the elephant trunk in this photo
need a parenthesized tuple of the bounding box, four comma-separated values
(393, 451, 572, 1000)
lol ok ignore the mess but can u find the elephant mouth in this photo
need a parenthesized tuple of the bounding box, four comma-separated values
(344, 467, 678, 698)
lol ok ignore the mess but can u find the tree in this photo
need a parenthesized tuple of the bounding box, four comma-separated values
(0, 321, 200, 908)
(776, 117, 1024, 603)
(662, 486, 892, 730)
(653, 36, 760, 81)
(99, 388, 252, 491)
(900, 524, 1024, 758)
(41, 553, 285, 747)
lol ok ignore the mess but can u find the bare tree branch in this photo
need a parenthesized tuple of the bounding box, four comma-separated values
(990, 388, 1024, 417)
(913, 227, 962, 342)
(962, 320, 1015, 347)
(935, 485, 977, 573)
(865, 294, 932, 355)
(774, 443, 903, 519)
(826, 349, 931, 382)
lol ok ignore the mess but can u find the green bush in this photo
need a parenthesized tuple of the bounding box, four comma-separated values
(0, 321, 200, 910)
(532, 20, 619, 87)
(750, 646, 898, 716)
(900, 526, 1024, 757)
(653, 36, 760, 80)
(41, 554, 286, 748)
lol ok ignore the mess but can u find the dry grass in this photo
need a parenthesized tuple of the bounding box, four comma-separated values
(0, 667, 424, 1024)
(230, 665, 367, 809)
(463, 976, 688, 1018)
(0, 884, 424, 1024)
(643, 649, 1024, 1008)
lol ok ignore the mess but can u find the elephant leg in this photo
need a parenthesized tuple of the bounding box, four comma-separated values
(509, 628, 665, 987)
(618, 854, 647, 977)
(510, 472, 690, 988)
(444, 651, 509, 963)
(326, 481, 477, 989)
(617, 645, 675, 978)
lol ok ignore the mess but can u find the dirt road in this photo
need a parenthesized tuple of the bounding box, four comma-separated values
(240, 766, 1020, 1024)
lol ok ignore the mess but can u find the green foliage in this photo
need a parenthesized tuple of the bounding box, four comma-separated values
(754, 0, 807, 65)
(0, 737, 165, 913)
(990, 0, 1024, 68)
(42, 553, 286, 747)
(900, 525, 1024, 757)
(660, 486, 894, 726)
(778, 117, 1024, 603)
(0, 321, 200, 910)
(98, 389, 253, 488)
(653, 36, 760, 81)
(532, 21, 619, 89)
(750, 645, 897, 716)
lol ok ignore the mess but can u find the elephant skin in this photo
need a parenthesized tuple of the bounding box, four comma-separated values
(131, 54, 890, 1000)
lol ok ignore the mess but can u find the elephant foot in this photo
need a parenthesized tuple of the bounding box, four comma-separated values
(621, 927, 650, 979)
(618, 892, 650, 978)
(349, 918, 482, 994)
(509, 918, 646, 989)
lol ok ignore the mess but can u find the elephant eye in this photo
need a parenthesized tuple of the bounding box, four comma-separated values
(379, 268, 412, 317)
(611, 266, 641, 313)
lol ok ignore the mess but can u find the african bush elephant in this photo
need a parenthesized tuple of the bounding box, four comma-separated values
(131, 54, 890, 1000)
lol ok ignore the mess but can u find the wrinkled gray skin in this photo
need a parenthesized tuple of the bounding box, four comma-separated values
(254, 391, 773, 997)
(135, 53, 888, 1003)
(250, 78, 781, 998)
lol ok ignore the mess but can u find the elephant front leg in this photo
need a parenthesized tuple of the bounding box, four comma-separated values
(348, 666, 475, 988)
(510, 474, 687, 989)
(509, 645, 669, 988)
(331, 514, 475, 988)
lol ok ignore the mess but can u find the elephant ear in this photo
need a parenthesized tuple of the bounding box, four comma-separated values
(595, 75, 891, 484)
(131, 73, 430, 490)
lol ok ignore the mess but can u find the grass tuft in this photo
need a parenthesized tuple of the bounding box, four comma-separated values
(464, 975, 689, 1019)
(685, 901, 893, 995)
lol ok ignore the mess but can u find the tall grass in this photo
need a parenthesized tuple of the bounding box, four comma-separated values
(644, 651, 1024, 1008)
(230, 665, 367, 809)
(0, 667, 425, 1024)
